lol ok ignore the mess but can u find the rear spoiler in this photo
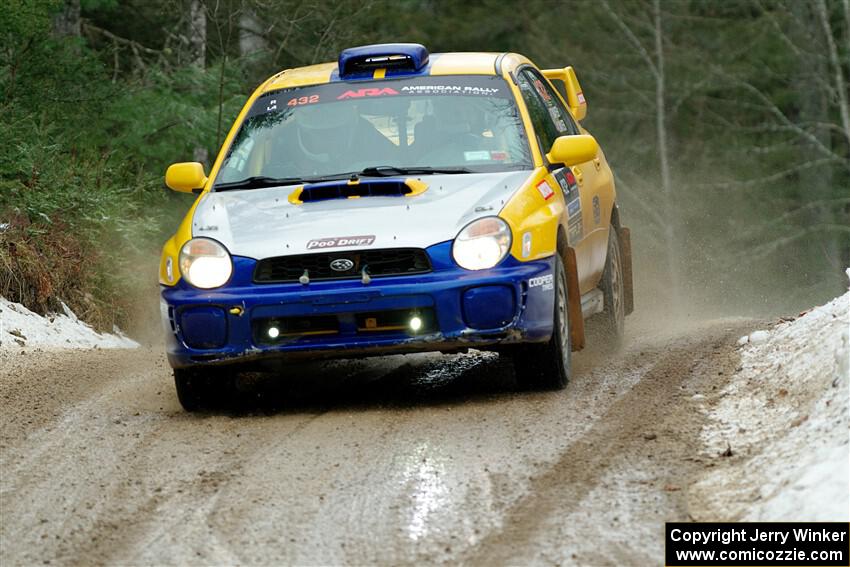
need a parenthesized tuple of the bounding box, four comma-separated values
(542, 66, 587, 121)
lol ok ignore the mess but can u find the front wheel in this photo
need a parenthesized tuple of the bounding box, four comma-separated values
(174, 367, 236, 412)
(512, 255, 571, 390)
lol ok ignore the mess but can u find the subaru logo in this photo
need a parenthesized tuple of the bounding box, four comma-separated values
(329, 258, 355, 272)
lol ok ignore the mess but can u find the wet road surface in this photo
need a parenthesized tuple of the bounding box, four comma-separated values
(0, 319, 752, 565)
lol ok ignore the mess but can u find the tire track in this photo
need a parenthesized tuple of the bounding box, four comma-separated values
(463, 324, 749, 565)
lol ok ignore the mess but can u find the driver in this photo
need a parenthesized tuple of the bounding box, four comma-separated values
(293, 103, 397, 174)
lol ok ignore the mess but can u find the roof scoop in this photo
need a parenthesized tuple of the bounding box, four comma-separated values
(338, 43, 429, 78)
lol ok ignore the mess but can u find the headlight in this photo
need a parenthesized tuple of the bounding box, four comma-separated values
(452, 217, 512, 270)
(178, 238, 233, 289)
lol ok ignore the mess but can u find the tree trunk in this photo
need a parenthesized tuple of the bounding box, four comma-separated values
(239, 9, 266, 57)
(187, 0, 207, 68)
(52, 0, 81, 38)
(653, 0, 681, 307)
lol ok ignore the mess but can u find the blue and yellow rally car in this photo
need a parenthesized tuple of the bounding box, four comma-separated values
(160, 44, 634, 410)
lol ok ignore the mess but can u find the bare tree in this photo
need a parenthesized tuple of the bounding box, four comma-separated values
(188, 0, 208, 164)
(599, 0, 682, 307)
(712, 0, 850, 271)
(815, 0, 850, 146)
(239, 7, 267, 58)
(187, 0, 207, 68)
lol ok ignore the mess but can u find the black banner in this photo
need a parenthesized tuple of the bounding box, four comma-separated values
(666, 522, 849, 566)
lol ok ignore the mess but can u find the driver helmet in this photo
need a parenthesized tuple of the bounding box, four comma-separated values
(295, 103, 358, 162)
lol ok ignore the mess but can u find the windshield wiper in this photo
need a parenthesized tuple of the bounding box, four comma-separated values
(357, 166, 474, 177)
(214, 176, 307, 191)
(214, 173, 358, 191)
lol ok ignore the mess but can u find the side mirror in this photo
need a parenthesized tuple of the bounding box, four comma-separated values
(165, 162, 207, 193)
(546, 135, 598, 166)
(542, 66, 587, 121)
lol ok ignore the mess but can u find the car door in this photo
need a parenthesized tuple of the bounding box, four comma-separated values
(515, 68, 605, 294)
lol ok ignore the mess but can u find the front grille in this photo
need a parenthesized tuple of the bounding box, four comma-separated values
(254, 248, 431, 283)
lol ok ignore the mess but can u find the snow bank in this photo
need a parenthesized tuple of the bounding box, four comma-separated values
(0, 298, 138, 350)
(692, 274, 849, 521)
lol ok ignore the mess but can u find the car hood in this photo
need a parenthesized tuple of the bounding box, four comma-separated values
(191, 171, 532, 260)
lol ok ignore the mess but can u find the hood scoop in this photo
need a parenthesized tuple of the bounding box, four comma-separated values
(288, 177, 427, 204)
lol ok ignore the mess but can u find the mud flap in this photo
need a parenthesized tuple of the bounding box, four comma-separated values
(618, 227, 635, 316)
(564, 246, 585, 351)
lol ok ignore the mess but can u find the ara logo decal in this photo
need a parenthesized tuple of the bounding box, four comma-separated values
(306, 235, 376, 250)
(337, 88, 399, 99)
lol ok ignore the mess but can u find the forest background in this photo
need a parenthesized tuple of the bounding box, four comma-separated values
(1, 0, 848, 335)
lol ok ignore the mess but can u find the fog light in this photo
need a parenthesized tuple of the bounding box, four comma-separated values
(268, 326, 280, 339)
(409, 316, 422, 332)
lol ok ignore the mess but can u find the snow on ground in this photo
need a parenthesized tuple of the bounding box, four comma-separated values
(0, 297, 138, 350)
(692, 271, 850, 521)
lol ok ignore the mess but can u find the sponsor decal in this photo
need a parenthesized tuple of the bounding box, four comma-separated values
(567, 194, 581, 217)
(568, 219, 583, 244)
(548, 106, 568, 132)
(532, 78, 552, 102)
(529, 274, 554, 291)
(306, 235, 376, 250)
(553, 168, 583, 243)
(248, 77, 512, 119)
(556, 174, 570, 194)
(464, 150, 491, 161)
(577, 92, 586, 104)
(490, 150, 508, 161)
(337, 88, 399, 99)
(329, 258, 355, 272)
(536, 179, 555, 200)
(553, 168, 576, 196)
(400, 85, 500, 95)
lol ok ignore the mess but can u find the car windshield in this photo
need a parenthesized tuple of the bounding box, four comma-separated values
(214, 75, 531, 188)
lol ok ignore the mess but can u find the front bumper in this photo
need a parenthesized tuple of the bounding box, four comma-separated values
(161, 241, 555, 369)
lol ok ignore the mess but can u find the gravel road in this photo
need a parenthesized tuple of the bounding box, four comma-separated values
(0, 318, 754, 566)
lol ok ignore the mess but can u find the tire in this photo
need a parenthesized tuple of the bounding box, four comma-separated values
(513, 254, 571, 390)
(173, 367, 236, 412)
(599, 227, 625, 349)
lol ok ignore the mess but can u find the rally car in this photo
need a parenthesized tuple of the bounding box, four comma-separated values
(160, 43, 634, 411)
